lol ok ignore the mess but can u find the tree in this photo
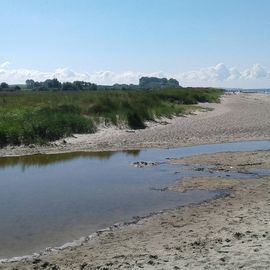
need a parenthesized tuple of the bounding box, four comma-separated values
(73, 81, 84, 90)
(34, 81, 42, 88)
(26, 79, 35, 89)
(73, 81, 97, 91)
(139, 77, 180, 89)
(62, 82, 75, 91)
(0, 82, 9, 89)
(43, 78, 61, 89)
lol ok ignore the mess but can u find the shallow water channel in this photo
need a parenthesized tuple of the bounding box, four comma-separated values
(0, 140, 269, 259)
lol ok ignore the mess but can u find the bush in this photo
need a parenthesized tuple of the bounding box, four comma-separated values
(127, 112, 146, 129)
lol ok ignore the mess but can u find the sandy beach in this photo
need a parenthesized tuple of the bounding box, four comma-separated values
(0, 93, 270, 269)
(2, 0, 270, 268)
(0, 93, 269, 157)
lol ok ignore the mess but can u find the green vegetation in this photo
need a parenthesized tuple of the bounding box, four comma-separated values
(0, 88, 223, 146)
(0, 82, 21, 91)
(25, 79, 97, 91)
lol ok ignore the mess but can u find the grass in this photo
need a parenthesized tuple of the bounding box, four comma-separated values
(0, 87, 223, 146)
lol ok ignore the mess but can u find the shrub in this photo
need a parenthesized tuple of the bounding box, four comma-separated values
(127, 112, 146, 129)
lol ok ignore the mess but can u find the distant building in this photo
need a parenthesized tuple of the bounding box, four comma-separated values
(139, 77, 180, 89)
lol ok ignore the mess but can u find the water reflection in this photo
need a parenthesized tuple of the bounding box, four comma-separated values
(0, 150, 141, 170)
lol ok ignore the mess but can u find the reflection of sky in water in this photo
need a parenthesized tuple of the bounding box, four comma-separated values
(0, 140, 269, 259)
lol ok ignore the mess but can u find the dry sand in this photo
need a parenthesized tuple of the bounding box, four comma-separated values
(1, 151, 269, 270)
(0, 93, 270, 157)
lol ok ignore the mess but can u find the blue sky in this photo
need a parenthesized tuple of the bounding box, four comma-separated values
(1, 0, 270, 87)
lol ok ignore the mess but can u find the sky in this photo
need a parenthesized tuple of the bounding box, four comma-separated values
(1, 0, 270, 88)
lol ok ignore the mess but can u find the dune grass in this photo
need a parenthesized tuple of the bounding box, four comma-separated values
(0, 88, 223, 146)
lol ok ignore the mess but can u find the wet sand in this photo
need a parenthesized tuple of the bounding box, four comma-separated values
(1, 150, 269, 269)
(0, 93, 270, 157)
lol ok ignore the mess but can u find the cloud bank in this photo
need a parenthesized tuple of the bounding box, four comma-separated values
(0, 62, 270, 88)
(178, 63, 270, 82)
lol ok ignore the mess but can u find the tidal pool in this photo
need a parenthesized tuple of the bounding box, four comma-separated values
(0, 140, 269, 259)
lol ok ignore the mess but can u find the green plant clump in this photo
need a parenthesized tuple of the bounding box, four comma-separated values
(0, 87, 223, 146)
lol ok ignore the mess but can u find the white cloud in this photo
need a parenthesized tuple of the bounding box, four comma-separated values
(241, 64, 268, 79)
(179, 63, 231, 82)
(0, 61, 11, 68)
(228, 67, 241, 80)
(178, 63, 270, 82)
(176, 63, 270, 88)
(0, 62, 269, 88)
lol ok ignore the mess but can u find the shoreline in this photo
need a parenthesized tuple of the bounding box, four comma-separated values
(1, 150, 269, 269)
(1, 138, 269, 158)
(1, 93, 270, 158)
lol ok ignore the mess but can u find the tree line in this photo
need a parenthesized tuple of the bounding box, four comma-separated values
(25, 79, 97, 91)
(0, 82, 21, 91)
(0, 76, 182, 92)
(0, 79, 98, 92)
